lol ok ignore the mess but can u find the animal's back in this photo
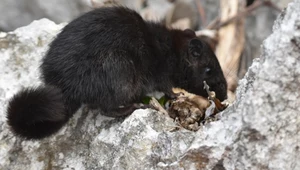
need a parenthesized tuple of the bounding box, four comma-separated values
(41, 7, 152, 111)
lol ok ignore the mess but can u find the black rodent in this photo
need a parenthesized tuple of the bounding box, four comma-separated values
(6, 7, 227, 140)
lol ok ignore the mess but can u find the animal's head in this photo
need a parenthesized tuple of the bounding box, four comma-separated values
(175, 29, 227, 101)
(185, 38, 227, 101)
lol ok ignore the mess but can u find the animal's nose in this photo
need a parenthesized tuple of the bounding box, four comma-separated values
(211, 84, 227, 101)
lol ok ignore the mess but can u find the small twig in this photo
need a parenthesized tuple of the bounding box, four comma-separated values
(203, 81, 228, 111)
(205, 17, 220, 30)
(195, 0, 207, 26)
(214, 0, 263, 30)
(263, 0, 282, 12)
(206, 0, 282, 30)
(149, 97, 169, 115)
(203, 81, 215, 100)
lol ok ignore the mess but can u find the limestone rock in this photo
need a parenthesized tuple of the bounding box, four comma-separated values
(0, 0, 89, 32)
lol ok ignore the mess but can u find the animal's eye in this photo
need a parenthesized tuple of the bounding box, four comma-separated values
(192, 50, 200, 57)
(204, 67, 212, 76)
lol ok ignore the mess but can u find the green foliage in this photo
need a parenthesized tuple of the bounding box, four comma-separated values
(142, 95, 168, 106)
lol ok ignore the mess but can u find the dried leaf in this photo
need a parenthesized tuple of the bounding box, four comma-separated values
(166, 84, 228, 131)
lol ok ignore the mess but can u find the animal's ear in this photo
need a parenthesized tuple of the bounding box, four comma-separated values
(183, 29, 196, 38)
(188, 38, 205, 57)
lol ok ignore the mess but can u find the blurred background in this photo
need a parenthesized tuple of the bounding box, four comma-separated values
(0, 0, 292, 101)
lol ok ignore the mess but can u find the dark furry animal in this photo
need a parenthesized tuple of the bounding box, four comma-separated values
(6, 7, 227, 140)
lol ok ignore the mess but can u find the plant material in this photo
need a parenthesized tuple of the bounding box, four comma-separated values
(150, 82, 228, 131)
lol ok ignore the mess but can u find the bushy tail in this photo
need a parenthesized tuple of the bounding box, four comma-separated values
(6, 86, 70, 140)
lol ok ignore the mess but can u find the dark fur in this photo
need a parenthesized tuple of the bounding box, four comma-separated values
(6, 7, 227, 140)
(7, 86, 67, 139)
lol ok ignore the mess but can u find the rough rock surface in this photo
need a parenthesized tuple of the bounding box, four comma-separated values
(0, 0, 90, 32)
(0, 1, 300, 169)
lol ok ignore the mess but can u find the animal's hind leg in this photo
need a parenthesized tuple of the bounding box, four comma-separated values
(64, 98, 81, 118)
(101, 103, 148, 117)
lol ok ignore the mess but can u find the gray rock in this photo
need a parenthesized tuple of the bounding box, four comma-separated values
(223, 1, 300, 169)
(0, 0, 90, 31)
(0, 0, 300, 169)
